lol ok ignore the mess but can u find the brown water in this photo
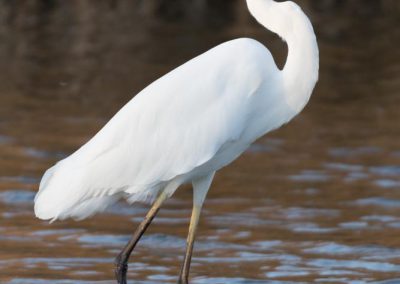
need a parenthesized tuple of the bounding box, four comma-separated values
(1, 1, 400, 283)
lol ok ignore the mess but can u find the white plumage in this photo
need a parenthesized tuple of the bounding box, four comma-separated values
(34, 0, 319, 223)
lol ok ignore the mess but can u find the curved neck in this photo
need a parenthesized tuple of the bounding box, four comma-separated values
(247, 0, 319, 113)
(282, 23, 319, 112)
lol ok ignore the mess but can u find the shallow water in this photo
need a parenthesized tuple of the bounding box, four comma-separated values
(0, 0, 400, 283)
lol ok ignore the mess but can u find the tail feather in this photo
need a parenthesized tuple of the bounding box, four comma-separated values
(34, 182, 122, 221)
(34, 162, 122, 221)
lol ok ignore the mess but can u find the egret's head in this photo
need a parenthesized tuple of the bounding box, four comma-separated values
(246, 0, 311, 40)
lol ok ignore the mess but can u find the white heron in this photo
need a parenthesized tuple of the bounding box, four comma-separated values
(34, 0, 319, 283)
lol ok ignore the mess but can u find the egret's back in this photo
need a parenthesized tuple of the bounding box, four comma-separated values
(34, 38, 281, 221)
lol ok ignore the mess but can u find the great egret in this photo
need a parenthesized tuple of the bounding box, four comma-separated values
(34, 0, 319, 283)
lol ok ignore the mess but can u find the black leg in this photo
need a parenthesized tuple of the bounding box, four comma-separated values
(115, 192, 168, 284)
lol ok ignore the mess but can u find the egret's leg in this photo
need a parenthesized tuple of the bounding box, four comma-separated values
(178, 172, 215, 284)
(115, 191, 168, 284)
(178, 203, 203, 284)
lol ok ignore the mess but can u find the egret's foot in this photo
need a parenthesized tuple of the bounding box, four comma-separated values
(114, 255, 128, 284)
(178, 276, 189, 284)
